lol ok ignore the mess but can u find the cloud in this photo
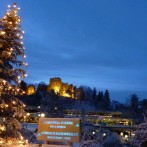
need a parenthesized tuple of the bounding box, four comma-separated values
(1, 0, 147, 100)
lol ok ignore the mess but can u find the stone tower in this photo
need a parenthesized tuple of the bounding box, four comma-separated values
(47, 77, 74, 98)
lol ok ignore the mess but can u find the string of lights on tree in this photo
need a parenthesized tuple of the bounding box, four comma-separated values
(0, 2, 28, 144)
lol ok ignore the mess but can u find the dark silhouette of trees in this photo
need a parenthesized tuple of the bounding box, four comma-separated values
(111, 100, 120, 111)
(82, 86, 93, 101)
(130, 94, 139, 111)
(79, 87, 86, 101)
(95, 90, 110, 110)
(92, 88, 97, 102)
(96, 91, 104, 109)
(20, 80, 27, 92)
(140, 99, 147, 112)
(103, 89, 110, 110)
(37, 82, 47, 92)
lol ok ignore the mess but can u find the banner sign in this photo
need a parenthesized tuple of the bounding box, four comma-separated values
(37, 118, 81, 142)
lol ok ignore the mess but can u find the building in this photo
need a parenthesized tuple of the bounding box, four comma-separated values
(27, 84, 35, 95)
(47, 77, 74, 98)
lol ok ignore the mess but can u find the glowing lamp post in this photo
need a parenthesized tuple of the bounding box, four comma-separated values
(40, 113, 45, 118)
(120, 132, 123, 136)
(92, 131, 96, 135)
(103, 133, 106, 137)
(125, 135, 128, 140)
(26, 113, 30, 116)
(102, 133, 107, 139)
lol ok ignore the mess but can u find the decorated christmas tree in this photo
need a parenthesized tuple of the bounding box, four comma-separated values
(0, 2, 28, 143)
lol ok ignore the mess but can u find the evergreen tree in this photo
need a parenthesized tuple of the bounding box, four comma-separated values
(98, 91, 103, 102)
(96, 91, 104, 109)
(130, 94, 139, 111)
(140, 99, 147, 112)
(73, 86, 77, 99)
(103, 89, 110, 110)
(84, 86, 93, 101)
(92, 87, 97, 102)
(79, 87, 85, 101)
(0, 3, 27, 142)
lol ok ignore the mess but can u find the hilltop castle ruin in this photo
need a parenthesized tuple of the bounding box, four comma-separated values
(47, 77, 74, 98)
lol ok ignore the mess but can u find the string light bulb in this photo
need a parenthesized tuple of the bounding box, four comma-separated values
(5, 104, 9, 108)
(3, 80, 6, 84)
(24, 74, 27, 77)
(12, 101, 16, 104)
(0, 31, 6, 35)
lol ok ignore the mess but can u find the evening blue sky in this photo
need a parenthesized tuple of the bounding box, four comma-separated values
(0, 0, 147, 101)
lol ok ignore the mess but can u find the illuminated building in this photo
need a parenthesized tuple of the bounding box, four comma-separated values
(27, 84, 35, 95)
(47, 77, 74, 98)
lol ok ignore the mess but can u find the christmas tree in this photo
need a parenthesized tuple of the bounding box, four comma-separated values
(0, 2, 27, 143)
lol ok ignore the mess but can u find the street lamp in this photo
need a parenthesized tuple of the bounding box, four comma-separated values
(40, 113, 45, 118)
(26, 113, 30, 116)
(125, 135, 128, 139)
(120, 132, 123, 136)
(92, 131, 96, 135)
(103, 133, 106, 137)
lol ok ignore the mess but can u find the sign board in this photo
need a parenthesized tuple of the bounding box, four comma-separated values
(37, 118, 81, 143)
